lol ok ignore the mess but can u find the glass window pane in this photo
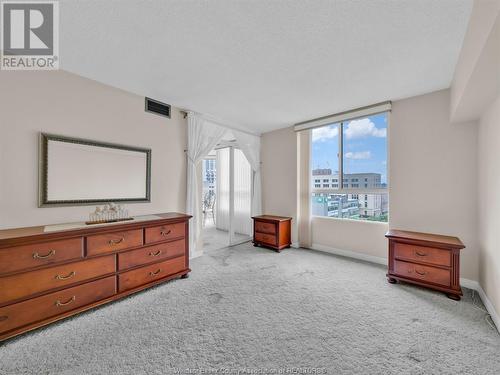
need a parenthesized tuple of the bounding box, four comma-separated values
(342, 113, 387, 190)
(311, 193, 388, 222)
(311, 123, 340, 191)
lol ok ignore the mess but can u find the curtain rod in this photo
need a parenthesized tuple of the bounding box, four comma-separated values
(294, 101, 392, 132)
(178, 108, 260, 137)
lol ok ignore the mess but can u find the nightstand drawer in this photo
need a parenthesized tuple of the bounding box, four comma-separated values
(255, 221, 276, 235)
(394, 242, 450, 267)
(394, 260, 450, 287)
(254, 232, 277, 246)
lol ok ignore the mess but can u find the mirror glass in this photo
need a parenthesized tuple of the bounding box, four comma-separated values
(39, 133, 151, 206)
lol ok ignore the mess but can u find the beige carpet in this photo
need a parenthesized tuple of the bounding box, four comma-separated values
(1, 243, 499, 374)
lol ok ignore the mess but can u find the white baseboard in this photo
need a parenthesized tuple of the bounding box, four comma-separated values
(309, 243, 387, 266)
(461, 278, 500, 333)
(307, 243, 499, 333)
(190, 251, 203, 259)
(459, 277, 479, 290)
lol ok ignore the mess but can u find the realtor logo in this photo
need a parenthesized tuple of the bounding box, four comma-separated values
(1, 1, 59, 70)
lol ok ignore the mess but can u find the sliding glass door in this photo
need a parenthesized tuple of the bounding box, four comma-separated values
(216, 146, 252, 246)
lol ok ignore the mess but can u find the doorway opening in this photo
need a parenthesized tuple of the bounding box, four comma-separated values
(201, 137, 253, 252)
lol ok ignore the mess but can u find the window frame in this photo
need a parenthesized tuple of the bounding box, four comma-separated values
(309, 113, 389, 221)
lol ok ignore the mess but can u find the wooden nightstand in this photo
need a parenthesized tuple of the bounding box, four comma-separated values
(252, 215, 292, 252)
(386, 229, 465, 300)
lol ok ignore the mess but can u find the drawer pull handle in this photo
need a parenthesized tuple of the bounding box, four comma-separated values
(55, 271, 76, 280)
(415, 251, 427, 257)
(149, 250, 162, 257)
(0, 315, 8, 322)
(33, 250, 56, 259)
(415, 269, 427, 276)
(149, 269, 162, 276)
(55, 296, 76, 307)
(160, 230, 172, 237)
(108, 237, 125, 245)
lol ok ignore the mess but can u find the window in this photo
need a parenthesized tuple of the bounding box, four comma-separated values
(311, 113, 388, 222)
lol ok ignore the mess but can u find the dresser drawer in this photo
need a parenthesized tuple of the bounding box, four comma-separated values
(118, 256, 186, 292)
(145, 222, 185, 244)
(394, 260, 450, 287)
(87, 229, 143, 256)
(118, 239, 186, 270)
(0, 238, 83, 275)
(0, 276, 116, 335)
(0, 255, 115, 305)
(394, 242, 450, 267)
(254, 232, 278, 246)
(255, 221, 276, 235)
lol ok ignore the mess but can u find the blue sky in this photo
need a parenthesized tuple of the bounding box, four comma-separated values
(311, 113, 388, 184)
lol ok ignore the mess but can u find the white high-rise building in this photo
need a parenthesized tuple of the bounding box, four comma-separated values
(311, 169, 388, 220)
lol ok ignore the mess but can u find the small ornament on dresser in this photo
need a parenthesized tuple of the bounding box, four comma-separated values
(86, 203, 132, 225)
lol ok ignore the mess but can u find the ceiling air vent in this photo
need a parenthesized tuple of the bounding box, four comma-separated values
(145, 97, 171, 118)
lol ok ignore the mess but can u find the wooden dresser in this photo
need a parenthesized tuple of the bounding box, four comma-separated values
(385, 229, 465, 300)
(252, 215, 292, 252)
(0, 213, 191, 341)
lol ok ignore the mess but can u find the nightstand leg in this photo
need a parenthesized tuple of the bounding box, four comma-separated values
(387, 277, 397, 284)
(446, 293, 460, 301)
(180, 273, 189, 279)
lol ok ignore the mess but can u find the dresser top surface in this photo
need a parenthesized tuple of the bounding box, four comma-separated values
(385, 229, 465, 249)
(252, 215, 292, 222)
(0, 212, 191, 244)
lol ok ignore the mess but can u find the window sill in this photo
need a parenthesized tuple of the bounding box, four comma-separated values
(311, 215, 389, 226)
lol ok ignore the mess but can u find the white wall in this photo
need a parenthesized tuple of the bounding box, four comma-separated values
(311, 217, 387, 260)
(0, 70, 187, 229)
(390, 90, 478, 280)
(450, 1, 500, 322)
(261, 89, 479, 280)
(451, 0, 500, 122)
(478, 96, 500, 319)
(261, 126, 298, 245)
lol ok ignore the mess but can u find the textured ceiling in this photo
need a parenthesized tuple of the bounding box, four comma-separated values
(60, 0, 472, 134)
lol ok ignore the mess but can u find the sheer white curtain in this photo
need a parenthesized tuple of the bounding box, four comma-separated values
(216, 148, 252, 237)
(186, 112, 227, 258)
(216, 147, 230, 233)
(233, 149, 252, 236)
(231, 130, 262, 217)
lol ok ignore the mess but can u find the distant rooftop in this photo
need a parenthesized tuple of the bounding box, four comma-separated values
(312, 169, 381, 178)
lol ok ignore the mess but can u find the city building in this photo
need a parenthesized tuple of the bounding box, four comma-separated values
(202, 158, 216, 199)
(311, 168, 388, 220)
